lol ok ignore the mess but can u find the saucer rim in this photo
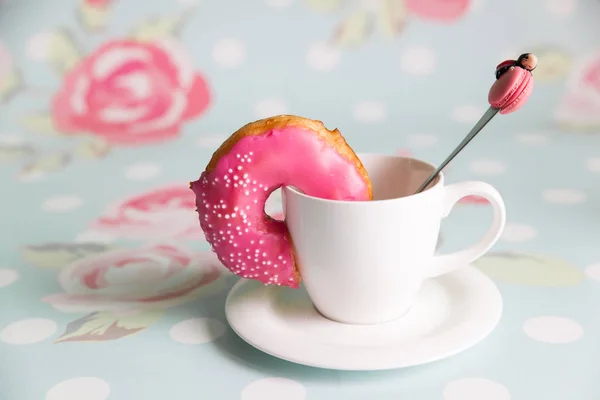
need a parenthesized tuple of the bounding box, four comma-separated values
(225, 265, 503, 371)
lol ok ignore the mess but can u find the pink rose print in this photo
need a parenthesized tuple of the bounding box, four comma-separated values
(582, 57, 600, 94)
(84, 0, 112, 6)
(52, 39, 211, 146)
(89, 184, 202, 240)
(405, 0, 471, 22)
(555, 53, 600, 128)
(43, 244, 224, 313)
(459, 195, 490, 205)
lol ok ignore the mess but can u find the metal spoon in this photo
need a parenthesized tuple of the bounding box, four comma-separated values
(414, 52, 538, 194)
(415, 106, 499, 193)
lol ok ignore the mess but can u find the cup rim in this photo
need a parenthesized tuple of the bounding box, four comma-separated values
(284, 153, 443, 204)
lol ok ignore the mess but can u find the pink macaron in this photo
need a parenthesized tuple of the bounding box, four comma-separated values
(488, 67, 534, 114)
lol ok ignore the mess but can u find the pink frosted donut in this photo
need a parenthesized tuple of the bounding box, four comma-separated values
(190, 115, 372, 288)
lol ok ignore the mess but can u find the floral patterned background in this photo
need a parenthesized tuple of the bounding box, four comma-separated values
(1, 0, 600, 399)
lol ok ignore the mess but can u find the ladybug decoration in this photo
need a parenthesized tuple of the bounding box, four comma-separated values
(495, 53, 538, 80)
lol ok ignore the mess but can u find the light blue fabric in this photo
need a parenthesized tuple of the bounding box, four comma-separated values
(1, 0, 599, 398)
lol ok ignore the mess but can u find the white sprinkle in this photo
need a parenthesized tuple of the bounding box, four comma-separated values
(243, 173, 248, 178)
(228, 169, 233, 173)
(225, 215, 230, 219)
(236, 154, 240, 158)
(245, 191, 250, 195)
(259, 240, 264, 244)
(237, 166, 242, 170)
(233, 175, 238, 180)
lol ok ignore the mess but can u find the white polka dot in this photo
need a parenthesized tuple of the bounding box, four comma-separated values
(586, 157, 600, 173)
(523, 316, 584, 343)
(0, 134, 25, 144)
(254, 98, 288, 119)
(169, 318, 226, 344)
(469, 0, 484, 12)
(444, 378, 510, 400)
(212, 38, 246, 68)
(546, 0, 577, 17)
(306, 42, 341, 71)
(468, 160, 506, 175)
(0, 268, 18, 288)
(500, 223, 537, 242)
(400, 46, 436, 75)
(46, 377, 111, 400)
(353, 101, 386, 123)
(124, 163, 161, 181)
(18, 170, 46, 183)
(515, 132, 549, 145)
(241, 378, 306, 400)
(452, 105, 485, 124)
(197, 134, 228, 149)
(42, 195, 83, 212)
(542, 189, 587, 204)
(407, 133, 439, 147)
(27, 32, 54, 60)
(1, 318, 57, 344)
(585, 264, 600, 282)
(360, 0, 382, 11)
(265, 0, 293, 7)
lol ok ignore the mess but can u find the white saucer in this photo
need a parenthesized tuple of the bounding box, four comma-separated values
(225, 265, 502, 371)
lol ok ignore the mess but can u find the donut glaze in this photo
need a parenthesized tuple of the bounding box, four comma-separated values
(190, 115, 372, 288)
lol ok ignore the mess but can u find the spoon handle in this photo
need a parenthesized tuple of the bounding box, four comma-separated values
(415, 106, 500, 194)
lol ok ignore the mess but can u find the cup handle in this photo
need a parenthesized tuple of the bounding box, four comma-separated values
(425, 181, 506, 278)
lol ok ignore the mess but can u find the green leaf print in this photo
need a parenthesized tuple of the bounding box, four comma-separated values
(55, 309, 165, 343)
(474, 252, 584, 287)
(21, 242, 112, 269)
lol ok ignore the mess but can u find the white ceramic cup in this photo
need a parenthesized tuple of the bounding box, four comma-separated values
(282, 153, 506, 325)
